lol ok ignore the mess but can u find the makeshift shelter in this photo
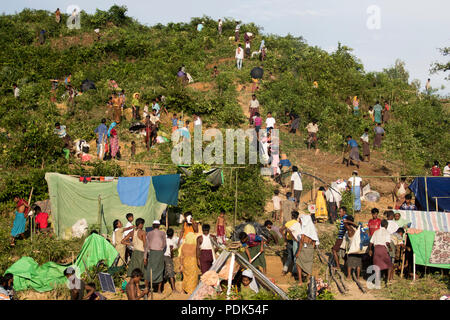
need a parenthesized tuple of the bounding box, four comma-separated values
(409, 177, 450, 212)
(397, 210, 450, 269)
(80, 79, 96, 92)
(45, 173, 180, 239)
(189, 250, 289, 300)
(178, 166, 224, 187)
(4, 234, 120, 292)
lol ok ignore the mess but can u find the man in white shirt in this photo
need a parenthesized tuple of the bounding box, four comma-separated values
(444, 162, 450, 177)
(386, 211, 399, 234)
(218, 19, 223, 35)
(290, 166, 303, 208)
(235, 22, 240, 42)
(13, 84, 20, 98)
(235, 44, 244, 70)
(369, 219, 393, 284)
(265, 112, 276, 132)
(306, 121, 318, 150)
(347, 171, 362, 212)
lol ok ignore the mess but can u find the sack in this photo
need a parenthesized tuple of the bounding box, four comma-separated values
(348, 225, 368, 255)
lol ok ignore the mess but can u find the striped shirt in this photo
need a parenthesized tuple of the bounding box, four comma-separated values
(337, 215, 348, 239)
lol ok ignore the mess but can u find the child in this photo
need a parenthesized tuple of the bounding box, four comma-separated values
(240, 269, 259, 298)
(143, 102, 150, 119)
(164, 228, 179, 293)
(126, 268, 148, 300)
(124, 213, 134, 262)
(239, 232, 266, 274)
(84, 283, 106, 300)
(368, 208, 381, 237)
(431, 160, 441, 176)
(34, 205, 50, 234)
(197, 224, 217, 274)
(131, 141, 136, 158)
(368, 106, 374, 122)
(254, 112, 262, 136)
(272, 190, 281, 221)
(216, 211, 227, 244)
(171, 113, 178, 132)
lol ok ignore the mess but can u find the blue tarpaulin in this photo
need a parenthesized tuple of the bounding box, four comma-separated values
(152, 174, 181, 206)
(409, 177, 450, 212)
(117, 176, 151, 206)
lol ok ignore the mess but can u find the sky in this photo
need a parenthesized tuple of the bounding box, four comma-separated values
(3, 0, 449, 95)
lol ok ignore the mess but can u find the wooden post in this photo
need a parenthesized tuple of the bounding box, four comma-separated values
(400, 247, 406, 278)
(166, 207, 169, 229)
(234, 169, 238, 229)
(435, 197, 438, 212)
(424, 176, 429, 212)
(28, 188, 34, 242)
(97, 195, 102, 234)
(150, 268, 153, 300)
(413, 253, 416, 281)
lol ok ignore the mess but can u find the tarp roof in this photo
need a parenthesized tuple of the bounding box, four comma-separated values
(45, 173, 179, 239)
(409, 177, 450, 212)
(4, 234, 119, 292)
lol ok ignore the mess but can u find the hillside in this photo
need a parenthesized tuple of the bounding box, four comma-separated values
(0, 6, 449, 300)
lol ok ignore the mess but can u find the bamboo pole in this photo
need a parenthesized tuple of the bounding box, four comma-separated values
(234, 169, 238, 229)
(424, 176, 429, 212)
(413, 253, 416, 281)
(400, 247, 406, 278)
(28, 187, 34, 242)
(97, 195, 102, 234)
(150, 268, 153, 300)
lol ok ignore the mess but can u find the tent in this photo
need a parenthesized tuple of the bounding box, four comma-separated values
(4, 234, 120, 292)
(409, 177, 450, 212)
(45, 173, 180, 239)
(397, 210, 450, 269)
(189, 250, 289, 300)
(80, 79, 96, 92)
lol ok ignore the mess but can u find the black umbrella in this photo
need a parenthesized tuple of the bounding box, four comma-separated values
(129, 123, 146, 132)
(250, 67, 264, 79)
(81, 79, 96, 92)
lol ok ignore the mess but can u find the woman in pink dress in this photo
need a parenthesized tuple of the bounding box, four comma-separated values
(110, 127, 119, 159)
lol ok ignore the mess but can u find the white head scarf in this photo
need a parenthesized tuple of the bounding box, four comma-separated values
(300, 215, 320, 245)
(242, 269, 259, 293)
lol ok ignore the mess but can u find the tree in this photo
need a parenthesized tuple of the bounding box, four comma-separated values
(430, 47, 450, 80)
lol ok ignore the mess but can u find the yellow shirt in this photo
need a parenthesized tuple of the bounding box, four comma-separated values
(284, 219, 301, 241)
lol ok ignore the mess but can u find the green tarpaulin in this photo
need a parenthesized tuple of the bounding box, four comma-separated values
(408, 230, 450, 269)
(4, 234, 119, 292)
(45, 173, 167, 239)
(73, 233, 119, 274)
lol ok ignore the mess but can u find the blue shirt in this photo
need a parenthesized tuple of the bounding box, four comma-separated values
(280, 159, 292, 168)
(337, 215, 348, 239)
(94, 123, 108, 143)
(152, 103, 160, 115)
(197, 23, 203, 31)
(171, 118, 178, 126)
(348, 139, 358, 148)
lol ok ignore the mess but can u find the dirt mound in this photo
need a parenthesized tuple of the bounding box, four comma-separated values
(206, 57, 235, 69)
(187, 82, 214, 92)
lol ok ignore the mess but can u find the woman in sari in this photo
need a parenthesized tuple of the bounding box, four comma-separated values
(112, 92, 122, 123)
(109, 125, 119, 159)
(315, 187, 328, 221)
(180, 232, 200, 294)
(112, 220, 134, 266)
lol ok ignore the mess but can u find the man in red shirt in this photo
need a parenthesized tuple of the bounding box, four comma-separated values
(431, 160, 441, 176)
(368, 208, 381, 237)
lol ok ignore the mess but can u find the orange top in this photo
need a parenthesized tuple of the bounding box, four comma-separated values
(183, 222, 195, 239)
